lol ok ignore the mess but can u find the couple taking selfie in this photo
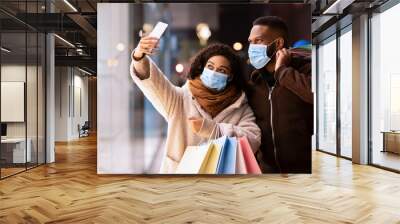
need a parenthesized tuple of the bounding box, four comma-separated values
(130, 16, 313, 174)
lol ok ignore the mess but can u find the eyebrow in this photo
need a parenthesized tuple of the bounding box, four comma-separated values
(249, 35, 266, 42)
(207, 61, 230, 71)
(219, 65, 230, 71)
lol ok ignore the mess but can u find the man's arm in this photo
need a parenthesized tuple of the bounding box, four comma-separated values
(274, 64, 313, 104)
(274, 48, 313, 104)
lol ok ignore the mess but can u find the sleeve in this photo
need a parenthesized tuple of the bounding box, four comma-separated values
(197, 105, 262, 152)
(130, 55, 182, 121)
(274, 64, 313, 104)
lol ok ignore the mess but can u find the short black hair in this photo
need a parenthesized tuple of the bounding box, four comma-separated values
(188, 43, 243, 90)
(253, 16, 289, 47)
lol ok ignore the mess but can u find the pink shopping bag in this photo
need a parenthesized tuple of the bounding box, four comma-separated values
(236, 140, 247, 174)
(238, 137, 262, 174)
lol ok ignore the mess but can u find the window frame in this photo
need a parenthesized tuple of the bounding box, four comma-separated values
(315, 22, 353, 160)
(367, 0, 400, 173)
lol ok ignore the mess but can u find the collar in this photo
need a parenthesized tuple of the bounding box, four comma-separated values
(250, 70, 262, 82)
(250, 69, 275, 85)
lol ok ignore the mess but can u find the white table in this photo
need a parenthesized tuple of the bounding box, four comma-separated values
(1, 138, 31, 163)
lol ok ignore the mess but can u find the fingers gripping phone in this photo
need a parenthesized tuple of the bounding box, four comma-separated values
(134, 22, 168, 59)
(148, 22, 168, 39)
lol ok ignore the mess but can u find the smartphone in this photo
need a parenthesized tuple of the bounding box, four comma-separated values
(148, 22, 168, 39)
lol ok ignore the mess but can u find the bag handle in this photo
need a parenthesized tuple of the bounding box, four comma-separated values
(207, 122, 219, 143)
(195, 118, 222, 145)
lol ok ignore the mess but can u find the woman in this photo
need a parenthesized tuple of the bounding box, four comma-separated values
(130, 36, 261, 173)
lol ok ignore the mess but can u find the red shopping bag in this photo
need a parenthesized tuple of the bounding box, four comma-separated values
(238, 136, 262, 174)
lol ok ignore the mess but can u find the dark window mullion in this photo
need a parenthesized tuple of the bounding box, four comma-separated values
(316, 44, 320, 151)
(25, 0, 28, 171)
(367, 10, 373, 166)
(337, 29, 341, 157)
(36, 0, 39, 167)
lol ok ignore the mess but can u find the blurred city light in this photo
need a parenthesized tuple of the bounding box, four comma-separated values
(107, 58, 119, 67)
(233, 42, 243, 51)
(175, 63, 184, 73)
(116, 43, 125, 51)
(196, 23, 211, 46)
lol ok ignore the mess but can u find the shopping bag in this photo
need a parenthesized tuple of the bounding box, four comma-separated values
(200, 136, 227, 174)
(175, 143, 213, 174)
(239, 136, 262, 174)
(216, 137, 237, 174)
(235, 140, 247, 174)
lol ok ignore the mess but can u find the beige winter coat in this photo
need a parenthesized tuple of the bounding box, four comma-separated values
(130, 56, 261, 173)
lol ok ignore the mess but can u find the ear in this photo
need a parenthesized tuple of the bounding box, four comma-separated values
(275, 37, 285, 50)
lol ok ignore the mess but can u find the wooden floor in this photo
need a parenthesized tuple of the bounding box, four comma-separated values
(0, 135, 400, 224)
(372, 150, 400, 171)
(1, 167, 26, 178)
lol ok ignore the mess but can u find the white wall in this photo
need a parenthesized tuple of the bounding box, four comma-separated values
(54, 66, 89, 141)
(55, 66, 68, 141)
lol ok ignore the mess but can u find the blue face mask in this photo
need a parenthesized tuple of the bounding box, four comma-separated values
(248, 42, 275, 69)
(200, 67, 229, 91)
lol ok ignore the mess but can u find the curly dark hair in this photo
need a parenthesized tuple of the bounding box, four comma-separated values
(188, 43, 243, 90)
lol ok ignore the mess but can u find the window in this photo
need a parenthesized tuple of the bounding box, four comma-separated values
(339, 27, 352, 158)
(370, 2, 400, 171)
(0, 1, 46, 179)
(317, 35, 337, 154)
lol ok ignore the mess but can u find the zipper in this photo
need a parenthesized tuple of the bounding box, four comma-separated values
(268, 85, 282, 172)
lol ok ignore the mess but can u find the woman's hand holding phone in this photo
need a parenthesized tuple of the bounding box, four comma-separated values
(133, 35, 160, 59)
(131, 34, 160, 78)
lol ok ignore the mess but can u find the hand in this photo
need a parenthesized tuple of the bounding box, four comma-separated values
(188, 117, 204, 133)
(133, 35, 160, 59)
(275, 48, 291, 71)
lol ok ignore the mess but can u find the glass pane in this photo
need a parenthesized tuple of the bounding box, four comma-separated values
(371, 4, 400, 171)
(26, 0, 38, 169)
(1, 31, 27, 177)
(38, 32, 45, 165)
(27, 31, 38, 169)
(317, 36, 337, 154)
(339, 28, 352, 158)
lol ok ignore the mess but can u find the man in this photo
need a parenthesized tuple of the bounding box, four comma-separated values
(245, 16, 313, 173)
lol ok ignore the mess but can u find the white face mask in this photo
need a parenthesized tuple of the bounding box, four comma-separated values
(200, 67, 229, 91)
(248, 40, 277, 69)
